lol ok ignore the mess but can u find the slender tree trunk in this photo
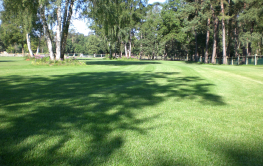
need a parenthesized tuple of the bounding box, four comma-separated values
(120, 50, 122, 57)
(26, 33, 34, 57)
(140, 32, 142, 58)
(129, 30, 132, 58)
(194, 29, 198, 61)
(194, 0, 198, 62)
(115, 42, 117, 57)
(221, 0, 227, 64)
(124, 42, 128, 57)
(227, 0, 232, 58)
(36, 47, 39, 55)
(234, 20, 238, 57)
(246, 42, 249, 56)
(61, 0, 69, 58)
(205, 18, 210, 63)
(259, 38, 262, 55)
(227, 22, 232, 58)
(36, 34, 41, 55)
(248, 22, 254, 56)
(40, 4, 54, 60)
(120, 40, 122, 58)
(61, 0, 73, 60)
(56, 4, 62, 60)
(129, 42, 131, 57)
(22, 45, 24, 56)
(212, 7, 218, 64)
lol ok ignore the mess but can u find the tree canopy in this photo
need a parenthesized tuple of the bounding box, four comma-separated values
(0, 0, 262, 63)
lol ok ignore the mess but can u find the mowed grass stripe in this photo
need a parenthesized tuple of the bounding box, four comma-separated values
(0, 57, 262, 166)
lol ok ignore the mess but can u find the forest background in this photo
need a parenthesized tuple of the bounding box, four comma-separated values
(0, 0, 262, 64)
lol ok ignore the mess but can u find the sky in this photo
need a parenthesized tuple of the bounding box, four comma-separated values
(71, 0, 167, 36)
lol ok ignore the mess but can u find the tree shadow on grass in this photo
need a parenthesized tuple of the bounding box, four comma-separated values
(203, 140, 263, 166)
(0, 71, 225, 165)
(184, 61, 205, 65)
(76, 58, 93, 61)
(85, 60, 162, 66)
(0, 60, 15, 62)
(223, 146, 263, 165)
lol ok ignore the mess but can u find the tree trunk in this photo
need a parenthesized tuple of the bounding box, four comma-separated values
(234, 20, 238, 57)
(61, 0, 73, 60)
(248, 22, 254, 56)
(36, 47, 39, 55)
(115, 42, 117, 58)
(22, 47, 24, 56)
(227, 23, 232, 58)
(119, 40, 122, 58)
(194, 29, 198, 61)
(40, 4, 54, 60)
(56, 4, 62, 60)
(221, 0, 227, 64)
(246, 42, 249, 57)
(26, 33, 34, 57)
(36, 34, 41, 55)
(205, 18, 210, 63)
(259, 39, 262, 55)
(212, 7, 218, 64)
(140, 32, 142, 57)
(129, 30, 132, 58)
(124, 42, 128, 57)
(227, 0, 232, 58)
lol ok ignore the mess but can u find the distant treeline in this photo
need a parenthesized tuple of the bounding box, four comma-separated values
(0, 0, 262, 63)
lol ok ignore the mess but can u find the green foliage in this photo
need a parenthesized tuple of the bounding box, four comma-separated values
(1, 0, 263, 59)
(85, 35, 100, 54)
(6, 45, 15, 53)
(103, 54, 111, 60)
(65, 31, 107, 54)
(0, 21, 25, 49)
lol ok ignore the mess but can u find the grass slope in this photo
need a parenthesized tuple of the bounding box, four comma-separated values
(0, 57, 262, 166)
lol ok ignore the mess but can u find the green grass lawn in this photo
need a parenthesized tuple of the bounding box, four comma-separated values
(0, 57, 262, 166)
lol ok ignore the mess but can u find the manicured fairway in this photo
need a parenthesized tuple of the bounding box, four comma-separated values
(0, 57, 262, 166)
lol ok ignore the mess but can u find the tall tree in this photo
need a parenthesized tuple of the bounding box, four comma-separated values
(39, 3, 55, 60)
(2, 0, 39, 57)
(221, 0, 227, 64)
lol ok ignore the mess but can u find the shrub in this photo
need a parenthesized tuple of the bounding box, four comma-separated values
(117, 56, 139, 61)
(103, 54, 113, 60)
(30, 56, 85, 66)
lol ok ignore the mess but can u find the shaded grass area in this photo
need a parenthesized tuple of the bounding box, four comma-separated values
(0, 57, 262, 165)
(0, 60, 16, 62)
(85, 60, 161, 66)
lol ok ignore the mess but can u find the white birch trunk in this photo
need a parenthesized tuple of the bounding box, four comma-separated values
(129, 41, 131, 58)
(125, 43, 128, 57)
(56, 4, 62, 60)
(40, 4, 54, 60)
(36, 47, 39, 55)
(36, 34, 41, 55)
(26, 33, 34, 57)
(129, 30, 132, 58)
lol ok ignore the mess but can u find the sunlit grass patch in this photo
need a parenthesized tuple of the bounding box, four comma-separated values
(0, 57, 262, 165)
